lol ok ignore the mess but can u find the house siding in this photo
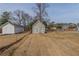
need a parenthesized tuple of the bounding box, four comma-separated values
(77, 26, 79, 31)
(2, 23, 24, 34)
(2, 23, 14, 34)
(15, 26, 24, 33)
(32, 20, 45, 33)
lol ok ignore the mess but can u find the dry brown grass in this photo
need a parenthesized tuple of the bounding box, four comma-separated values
(0, 32, 27, 48)
(0, 31, 79, 56)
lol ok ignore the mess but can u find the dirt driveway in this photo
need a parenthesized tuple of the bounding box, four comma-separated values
(0, 32, 79, 56)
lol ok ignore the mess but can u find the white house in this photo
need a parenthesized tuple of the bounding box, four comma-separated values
(32, 20, 47, 33)
(77, 24, 79, 31)
(1, 22, 24, 34)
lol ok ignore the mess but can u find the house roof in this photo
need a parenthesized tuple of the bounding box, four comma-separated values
(32, 19, 47, 27)
(0, 21, 24, 28)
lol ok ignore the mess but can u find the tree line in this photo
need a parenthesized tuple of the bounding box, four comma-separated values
(0, 3, 49, 31)
(0, 3, 78, 31)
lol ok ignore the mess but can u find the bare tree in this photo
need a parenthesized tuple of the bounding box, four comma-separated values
(13, 10, 23, 25)
(34, 3, 49, 21)
(13, 10, 32, 30)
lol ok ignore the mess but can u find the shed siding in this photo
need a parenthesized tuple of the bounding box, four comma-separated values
(15, 26, 24, 33)
(2, 23, 14, 34)
(32, 20, 45, 33)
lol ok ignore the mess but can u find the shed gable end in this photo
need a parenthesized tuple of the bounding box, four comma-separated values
(32, 20, 46, 33)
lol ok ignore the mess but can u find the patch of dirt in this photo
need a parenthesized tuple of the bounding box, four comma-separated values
(0, 31, 79, 56)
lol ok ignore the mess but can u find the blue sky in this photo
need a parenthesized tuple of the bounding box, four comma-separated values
(0, 3, 79, 23)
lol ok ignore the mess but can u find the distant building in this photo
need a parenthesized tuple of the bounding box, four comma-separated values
(32, 20, 47, 33)
(62, 23, 77, 31)
(77, 26, 79, 31)
(62, 24, 69, 31)
(77, 24, 79, 31)
(1, 22, 24, 34)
